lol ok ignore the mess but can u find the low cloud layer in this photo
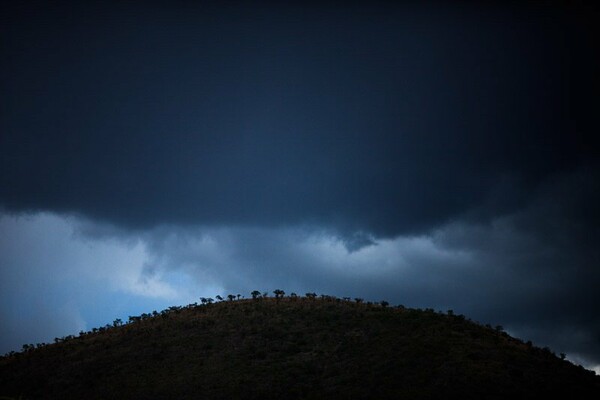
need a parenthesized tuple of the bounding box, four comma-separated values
(2, 164, 598, 370)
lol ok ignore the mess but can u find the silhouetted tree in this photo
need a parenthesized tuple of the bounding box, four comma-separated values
(200, 297, 208, 305)
(380, 301, 389, 308)
(542, 346, 553, 357)
(113, 318, 123, 327)
(354, 298, 363, 304)
(306, 292, 317, 299)
(273, 289, 285, 299)
(216, 295, 223, 302)
(251, 290, 262, 299)
(227, 294, 236, 301)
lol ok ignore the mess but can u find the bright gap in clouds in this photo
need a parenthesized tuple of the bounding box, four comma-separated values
(0, 212, 208, 353)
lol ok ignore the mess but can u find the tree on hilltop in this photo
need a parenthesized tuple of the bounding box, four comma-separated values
(251, 290, 262, 299)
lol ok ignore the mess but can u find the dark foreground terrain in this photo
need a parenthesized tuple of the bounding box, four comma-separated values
(1, 294, 599, 399)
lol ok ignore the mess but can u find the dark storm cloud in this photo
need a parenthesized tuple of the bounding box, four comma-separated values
(434, 164, 600, 351)
(2, 1, 597, 237)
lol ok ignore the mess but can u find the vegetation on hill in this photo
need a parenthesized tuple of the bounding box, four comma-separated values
(1, 291, 599, 399)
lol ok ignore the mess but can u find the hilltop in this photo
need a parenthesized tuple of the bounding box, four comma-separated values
(1, 293, 599, 399)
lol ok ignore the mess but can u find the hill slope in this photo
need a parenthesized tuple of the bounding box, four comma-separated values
(1, 296, 599, 399)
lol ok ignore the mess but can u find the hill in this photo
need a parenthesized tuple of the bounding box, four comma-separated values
(1, 293, 599, 399)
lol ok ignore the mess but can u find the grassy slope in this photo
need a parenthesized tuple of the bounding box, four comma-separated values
(1, 297, 599, 399)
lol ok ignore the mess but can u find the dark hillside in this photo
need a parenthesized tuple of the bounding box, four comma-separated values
(1, 295, 599, 399)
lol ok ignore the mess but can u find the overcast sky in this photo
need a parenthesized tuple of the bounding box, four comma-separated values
(1, 1, 599, 372)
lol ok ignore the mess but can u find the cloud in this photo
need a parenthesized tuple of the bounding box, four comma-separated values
(431, 166, 600, 363)
(1, 1, 597, 238)
(0, 213, 201, 353)
(2, 164, 599, 369)
(112, 166, 595, 368)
